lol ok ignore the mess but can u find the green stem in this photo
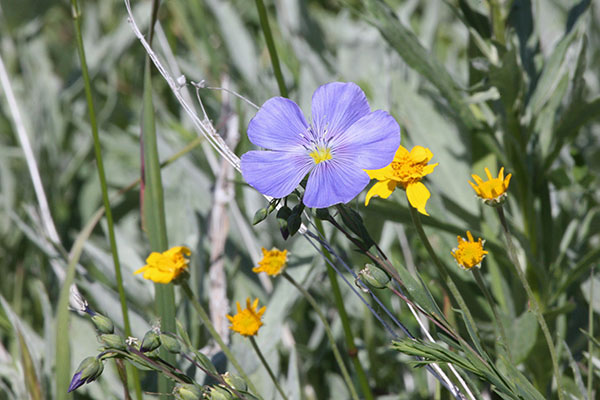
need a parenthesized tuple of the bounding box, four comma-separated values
(496, 207, 564, 400)
(249, 337, 288, 400)
(489, 0, 506, 46)
(282, 272, 360, 400)
(314, 219, 374, 400)
(587, 268, 594, 399)
(180, 282, 259, 396)
(69, 1, 141, 398)
(407, 202, 485, 356)
(472, 268, 513, 363)
(254, 0, 288, 97)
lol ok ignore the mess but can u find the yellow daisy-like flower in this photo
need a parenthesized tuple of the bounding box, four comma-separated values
(469, 167, 511, 206)
(364, 145, 438, 215)
(226, 298, 266, 337)
(253, 248, 288, 276)
(134, 246, 191, 284)
(451, 231, 488, 270)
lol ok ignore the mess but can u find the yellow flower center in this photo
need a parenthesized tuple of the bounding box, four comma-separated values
(309, 146, 332, 164)
(253, 248, 288, 276)
(390, 154, 428, 188)
(451, 231, 488, 270)
(226, 298, 266, 337)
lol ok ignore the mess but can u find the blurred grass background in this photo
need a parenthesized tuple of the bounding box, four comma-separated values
(1, 0, 599, 399)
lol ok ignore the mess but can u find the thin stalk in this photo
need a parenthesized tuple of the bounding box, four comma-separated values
(472, 268, 513, 363)
(282, 272, 360, 400)
(314, 219, 374, 400)
(489, 0, 506, 46)
(587, 268, 594, 399)
(407, 203, 484, 356)
(254, 0, 288, 97)
(496, 207, 564, 400)
(69, 1, 141, 398)
(180, 282, 259, 396)
(249, 337, 289, 400)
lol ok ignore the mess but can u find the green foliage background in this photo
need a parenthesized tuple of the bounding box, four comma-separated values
(0, 0, 599, 399)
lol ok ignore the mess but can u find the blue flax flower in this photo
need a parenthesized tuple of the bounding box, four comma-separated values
(241, 82, 401, 208)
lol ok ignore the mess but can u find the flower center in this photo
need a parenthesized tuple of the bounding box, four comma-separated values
(390, 154, 426, 187)
(309, 146, 332, 164)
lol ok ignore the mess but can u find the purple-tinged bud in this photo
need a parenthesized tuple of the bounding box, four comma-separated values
(67, 357, 104, 392)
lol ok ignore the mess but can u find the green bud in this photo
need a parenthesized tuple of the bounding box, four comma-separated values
(207, 386, 234, 400)
(173, 383, 202, 400)
(359, 264, 391, 289)
(99, 334, 126, 350)
(252, 208, 268, 225)
(140, 330, 161, 353)
(91, 313, 114, 334)
(222, 372, 247, 391)
(159, 333, 181, 354)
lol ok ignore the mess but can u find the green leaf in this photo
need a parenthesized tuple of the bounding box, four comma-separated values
(508, 311, 538, 364)
(141, 59, 176, 395)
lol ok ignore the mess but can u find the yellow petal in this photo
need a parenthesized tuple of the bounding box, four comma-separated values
(410, 146, 432, 163)
(365, 180, 397, 206)
(422, 162, 438, 176)
(394, 145, 409, 160)
(365, 164, 394, 180)
(406, 182, 431, 216)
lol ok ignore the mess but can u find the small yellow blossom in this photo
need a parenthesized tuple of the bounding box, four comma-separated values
(134, 246, 191, 284)
(364, 145, 438, 215)
(253, 248, 288, 276)
(469, 167, 511, 206)
(451, 231, 488, 270)
(227, 298, 266, 337)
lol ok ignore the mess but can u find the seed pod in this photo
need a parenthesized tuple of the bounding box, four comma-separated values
(359, 263, 391, 289)
(140, 330, 161, 353)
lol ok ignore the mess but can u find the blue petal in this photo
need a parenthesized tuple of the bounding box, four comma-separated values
(241, 150, 313, 198)
(248, 97, 311, 150)
(331, 110, 401, 170)
(311, 82, 370, 142)
(303, 160, 370, 208)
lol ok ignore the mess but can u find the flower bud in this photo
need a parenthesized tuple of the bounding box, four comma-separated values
(68, 357, 104, 392)
(252, 208, 268, 225)
(159, 333, 181, 354)
(222, 372, 247, 391)
(99, 334, 126, 350)
(206, 386, 234, 400)
(173, 383, 202, 400)
(359, 264, 391, 289)
(140, 330, 161, 353)
(91, 313, 114, 334)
